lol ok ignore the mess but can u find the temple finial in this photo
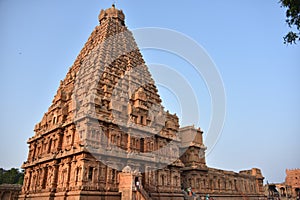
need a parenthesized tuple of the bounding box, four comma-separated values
(112, 0, 117, 8)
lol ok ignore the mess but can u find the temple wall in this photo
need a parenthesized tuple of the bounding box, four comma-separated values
(181, 167, 264, 199)
(0, 184, 21, 200)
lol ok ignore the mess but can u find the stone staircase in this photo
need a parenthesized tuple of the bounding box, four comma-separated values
(137, 187, 152, 200)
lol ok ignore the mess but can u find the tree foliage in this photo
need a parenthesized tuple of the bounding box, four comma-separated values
(280, 0, 300, 44)
(0, 168, 24, 185)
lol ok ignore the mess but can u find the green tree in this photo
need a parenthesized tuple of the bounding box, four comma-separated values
(0, 168, 24, 185)
(280, 0, 300, 44)
(17, 169, 24, 185)
(0, 168, 4, 184)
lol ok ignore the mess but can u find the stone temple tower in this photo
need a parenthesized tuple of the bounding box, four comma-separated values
(20, 4, 265, 200)
(20, 4, 184, 200)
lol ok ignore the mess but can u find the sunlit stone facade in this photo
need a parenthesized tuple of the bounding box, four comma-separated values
(19, 5, 265, 200)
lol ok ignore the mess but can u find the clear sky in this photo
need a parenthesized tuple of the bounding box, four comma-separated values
(0, 0, 299, 183)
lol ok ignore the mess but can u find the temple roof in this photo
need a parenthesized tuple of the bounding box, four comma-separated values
(32, 5, 178, 142)
(98, 4, 125, 24)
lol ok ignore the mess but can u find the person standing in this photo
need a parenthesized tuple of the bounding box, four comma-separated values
(205, 194, 210, 200)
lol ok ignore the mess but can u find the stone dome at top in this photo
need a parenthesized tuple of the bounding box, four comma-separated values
(98, 4, 125, 24)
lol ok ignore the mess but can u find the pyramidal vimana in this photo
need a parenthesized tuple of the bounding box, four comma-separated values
(20, 5, 265, 200)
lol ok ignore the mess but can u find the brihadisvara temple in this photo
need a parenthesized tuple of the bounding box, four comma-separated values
(19, 5, 265, 200)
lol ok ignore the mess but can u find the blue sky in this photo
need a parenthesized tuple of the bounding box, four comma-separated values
(0, 0, 299, 183)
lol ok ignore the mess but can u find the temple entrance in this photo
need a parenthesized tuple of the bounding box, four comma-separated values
(135, 176, 140, 189)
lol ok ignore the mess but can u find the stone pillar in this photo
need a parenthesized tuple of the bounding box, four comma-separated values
(127, 134, 131, 152)
(66, 158, 72, 189)
(52, 160, 59, 190)
(27, 170, 32, 192)
(32, 143, 37, 161)
(119, 166, 133, 200)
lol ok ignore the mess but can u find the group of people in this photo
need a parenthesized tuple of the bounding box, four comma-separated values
(204, 194, 214, 200)
(183, 187, 214, 200)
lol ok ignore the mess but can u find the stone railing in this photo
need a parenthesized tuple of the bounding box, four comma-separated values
(138, 187, 152, 200)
